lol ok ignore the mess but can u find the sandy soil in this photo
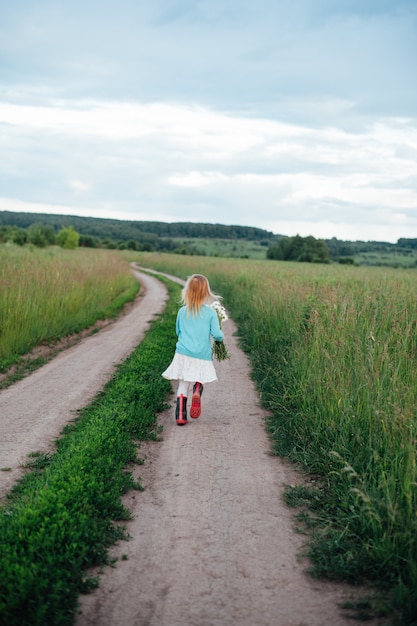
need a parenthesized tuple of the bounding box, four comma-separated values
(0, 268, 384, 625)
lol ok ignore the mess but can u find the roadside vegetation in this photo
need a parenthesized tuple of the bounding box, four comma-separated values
(0, 277, 179, 626)
(0, 245, 139, 375)
(1, 242, 416, 623)
(134, 252, 417, 624)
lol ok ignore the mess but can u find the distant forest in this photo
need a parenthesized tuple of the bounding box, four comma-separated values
(1, 210, 416, 266)
(0, 210, 274, 250)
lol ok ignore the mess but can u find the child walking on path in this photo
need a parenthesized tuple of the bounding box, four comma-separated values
(162, 274, 224, 426)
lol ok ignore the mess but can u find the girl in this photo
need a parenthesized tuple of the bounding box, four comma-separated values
(162, 274, 224, 426)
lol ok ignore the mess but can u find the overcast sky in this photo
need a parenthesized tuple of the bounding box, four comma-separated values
(1, 0, 416, 242)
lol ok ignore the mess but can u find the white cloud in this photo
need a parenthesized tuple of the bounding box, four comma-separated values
(0, 97, 416, 242)
(68, 179, 91, 193)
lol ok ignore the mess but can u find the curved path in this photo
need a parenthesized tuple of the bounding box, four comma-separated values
(77, 269, 380, 626)
(0, 270, 166, 498)
(0, 268, 382, 625)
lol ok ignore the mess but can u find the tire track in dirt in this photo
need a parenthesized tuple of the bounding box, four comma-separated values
(0, 270, 166, 499)
(76, 268, 384, 626)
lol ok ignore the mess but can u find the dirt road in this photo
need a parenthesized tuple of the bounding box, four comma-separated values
(1, 269, 380, 625)
(0, 270, 166, 498)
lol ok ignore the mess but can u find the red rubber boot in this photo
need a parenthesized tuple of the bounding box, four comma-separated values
(175, 395, 188, 426)
(190, 382, 204, 419)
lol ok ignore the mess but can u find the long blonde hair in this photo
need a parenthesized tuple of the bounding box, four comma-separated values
(181, 274, 220, 314)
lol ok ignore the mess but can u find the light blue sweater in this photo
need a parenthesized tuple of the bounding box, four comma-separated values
(175, 304, 224, 361)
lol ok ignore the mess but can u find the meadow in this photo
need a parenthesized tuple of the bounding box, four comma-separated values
(1, 244, 416, 623)
(171, 237, 269, 259)
(0, 244, 139, 374)
(134, 252, 417, 623)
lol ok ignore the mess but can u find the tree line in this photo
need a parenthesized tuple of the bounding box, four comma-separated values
(0, 223, 81, 249)
(267, 234, 330, 263)
(1, 210, 416, 265)
(0, 211, 274, 246)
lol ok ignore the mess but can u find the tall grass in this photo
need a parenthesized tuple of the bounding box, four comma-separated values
(0, 245, 138, 370)
(136, 252, 417, 623)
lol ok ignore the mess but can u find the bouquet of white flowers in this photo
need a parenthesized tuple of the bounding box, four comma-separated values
(211, 300, 231, 361)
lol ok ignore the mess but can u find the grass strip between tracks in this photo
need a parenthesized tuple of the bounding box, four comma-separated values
(0, 276, 180, 626)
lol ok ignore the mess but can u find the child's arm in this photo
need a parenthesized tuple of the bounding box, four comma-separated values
(210, 310, 224, 342)
(176, 309, 181, 336)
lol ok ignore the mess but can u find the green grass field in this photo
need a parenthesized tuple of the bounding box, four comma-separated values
(0, 245, 139, 373)
(170, 236, 269, 259)
(133, 252, 417, 624)
(1, 245, 416, 624)
(354, 251, 417, 268)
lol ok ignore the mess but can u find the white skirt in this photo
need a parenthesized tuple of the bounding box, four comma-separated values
(162, 352, 218, 383)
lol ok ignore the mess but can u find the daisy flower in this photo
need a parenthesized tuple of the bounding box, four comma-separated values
(211, 301, 230, 361)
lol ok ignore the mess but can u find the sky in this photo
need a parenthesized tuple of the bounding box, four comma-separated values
(0, 0, 416, 242)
